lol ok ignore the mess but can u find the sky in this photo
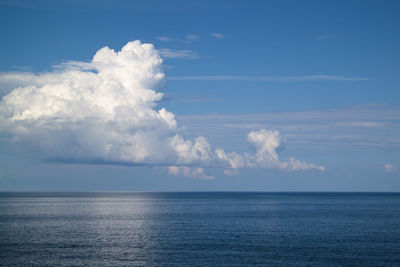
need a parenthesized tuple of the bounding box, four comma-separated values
(0, 0, 399, 191)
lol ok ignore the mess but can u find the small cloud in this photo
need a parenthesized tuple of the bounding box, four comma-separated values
(183, 34, 199, 44)
(384, 163, 395, 173)
(186, 34, 199, 41)
(167, 166, 214, 179)
(156, 36, 173, 42)
(223, 169, 238, 176)
(211, 33, 224, 39)
(159, 48, 198, 59)
(315, 34, 336, 40)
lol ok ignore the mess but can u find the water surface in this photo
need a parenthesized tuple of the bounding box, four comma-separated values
(0, 192, 399, 266)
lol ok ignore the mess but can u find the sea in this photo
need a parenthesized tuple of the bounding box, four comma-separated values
(0, 192, 399, 266)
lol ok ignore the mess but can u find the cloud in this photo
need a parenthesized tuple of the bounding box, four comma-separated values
(186, 34, 199, 41)
(211, 33, 224, 39)
(156, 35, 200, 44)
(167, 166, 213, 179)
(384, 164, 395, 173)
(0, 72, 43, 96)
(336, 121, 382, 128)
(176, 104, 400, 152)
(168, 75, 370, 82)
(159, 48, 198, 59)
(0, 40, 324, 178)
(248, 129, 281, 160)
(156, 36, 173, 42)
(183, 34, 199, 44)
(223, 169, 239, 176)
(161, 92, 221, 103)
(215, 129, 325, 172)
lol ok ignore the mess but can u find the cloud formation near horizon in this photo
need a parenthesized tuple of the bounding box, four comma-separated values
(384, 163, 395, 173)
(0, 40, 324, 178)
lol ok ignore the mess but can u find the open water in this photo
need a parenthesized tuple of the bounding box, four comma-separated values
(0, 192, 399, 266)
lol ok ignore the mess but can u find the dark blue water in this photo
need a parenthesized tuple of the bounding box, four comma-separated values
(0, 192, 399, 266)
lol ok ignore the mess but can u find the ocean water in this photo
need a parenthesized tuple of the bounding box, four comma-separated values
(0, 192, 399, 266)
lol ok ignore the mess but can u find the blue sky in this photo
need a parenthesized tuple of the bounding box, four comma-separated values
(0, 0, 399, 191)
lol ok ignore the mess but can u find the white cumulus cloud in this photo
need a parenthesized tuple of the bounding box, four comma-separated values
(0, 40, 324, 178)
(215, 129, 325, 172)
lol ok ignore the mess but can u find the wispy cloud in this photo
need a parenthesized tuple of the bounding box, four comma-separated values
(177, 104, 400, 151)
(169, 75, 370, 82)
(156, 36, 173, 42)
(159, 48, 198, 59)
(162, 93, 221, 103)
(211, 33, 224, 39)
(336, 121, 383, 128)
(156, 34, 200, 44)
(186, 34, 199, 41)
(183, 34, 199, 44)
(315, 34, 336, 40)
(384, 163, 395, 173)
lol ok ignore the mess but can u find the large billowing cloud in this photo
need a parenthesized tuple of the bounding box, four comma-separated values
(0, 40, 324, 178)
